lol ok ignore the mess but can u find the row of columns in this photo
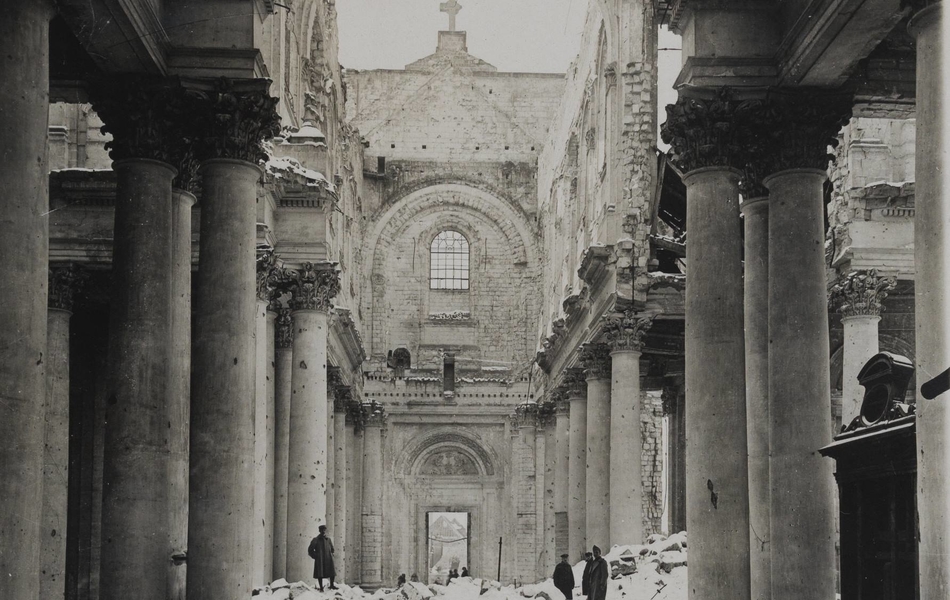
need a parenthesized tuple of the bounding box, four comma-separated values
(545, 311, 655, 560)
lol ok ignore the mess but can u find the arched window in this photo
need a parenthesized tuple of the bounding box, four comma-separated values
(430, 230, 469, 290)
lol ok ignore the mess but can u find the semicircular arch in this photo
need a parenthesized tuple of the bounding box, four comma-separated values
(396, 429, 497, 477)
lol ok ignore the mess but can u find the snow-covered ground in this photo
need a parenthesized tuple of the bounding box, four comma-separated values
(253, 533, 687, 600)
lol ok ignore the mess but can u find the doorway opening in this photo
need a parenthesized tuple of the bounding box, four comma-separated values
(427, 511, 470, 584)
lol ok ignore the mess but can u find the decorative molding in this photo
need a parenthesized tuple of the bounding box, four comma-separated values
(48, 264, 86, 312)
(578, 245, 612, 286)
(580, 342, 612, 380)
(276, 309, 294, 349)
(830, 269, 897, 318)
(332, 307, 367, 367)
(602, 311, 654, 352)
(288, 261, 341, 312)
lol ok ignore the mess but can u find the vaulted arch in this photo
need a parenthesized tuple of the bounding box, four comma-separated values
(396, 429, 498, 477)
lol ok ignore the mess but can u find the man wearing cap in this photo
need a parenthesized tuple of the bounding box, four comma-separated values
(588, 546, 609, 600)
(581, 551, 594, 596)
(553, 553, 575, 599)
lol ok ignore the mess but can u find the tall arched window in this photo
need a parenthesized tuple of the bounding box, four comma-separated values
(430, 230, 470, 290)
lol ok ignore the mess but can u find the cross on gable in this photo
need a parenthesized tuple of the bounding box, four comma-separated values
(440, 0, 462, 32)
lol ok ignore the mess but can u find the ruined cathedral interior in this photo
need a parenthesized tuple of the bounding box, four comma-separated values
(1, 0, 946, 600)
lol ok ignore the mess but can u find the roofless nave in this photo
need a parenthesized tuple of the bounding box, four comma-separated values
(0, 1, 945, 600)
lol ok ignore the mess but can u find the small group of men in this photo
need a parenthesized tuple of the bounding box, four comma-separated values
(552, 546, 608, 600)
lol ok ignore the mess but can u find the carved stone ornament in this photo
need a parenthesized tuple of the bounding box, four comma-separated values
(661, 87, 852, 176)
(363, 401, 387, 427)
(288, 261, 341, 312)
(563, 367, 588, 397)
(276, 309, 294, 349)
(537, 401, 557, 428)
(513, 402, 539, 428)
(555, 398, 571, 416)
(189, 77, 281, 164)
(580, 342, 612, 379)
(602, 310, 654, 352)
(327, 365, 344, 394)
(749, 88, 853, 175)
(256, 248, 280, 303)
(346, 398, 365, 431)
(48, 264, 86, 312)
(334, 386, 353, 413)
(660, 87, 762, 174)
(830, 269, 897, 318)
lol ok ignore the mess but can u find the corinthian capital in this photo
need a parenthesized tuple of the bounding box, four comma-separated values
(751, 88, 852, 175)
(256, 248, 279, 304)
(830, 269, 897, 318)
(563, 367, 588, 398)
(660, 88, 761, 173)
(363, 401, 387, 427)
(602, 311, 654, 352)
(580, 342, 612, 380)
(513, 402, 539, 428)
(334, 386, 353, 413)
(188, 78, 281, 164)
(48, 264, 86, 312)
(276, 309, 294, 349)
(288, 261, 341, 312)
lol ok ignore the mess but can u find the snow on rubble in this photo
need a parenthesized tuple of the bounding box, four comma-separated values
(253, 533, 687, 600)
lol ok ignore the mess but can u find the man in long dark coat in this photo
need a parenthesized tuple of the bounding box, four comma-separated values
(580, 552, 594, 596)
(308, 524, 337, 591)
(553, 553, 575, 599)
(587, 546, 609, 600)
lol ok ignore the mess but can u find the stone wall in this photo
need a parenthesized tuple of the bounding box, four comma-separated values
(641, 390, 664, 535)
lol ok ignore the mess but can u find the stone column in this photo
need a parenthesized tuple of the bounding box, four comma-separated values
(333, 388, 351, 580)
(909, 4, 949, 596)
(41, 266, 83, 599)
(254, 250, 281, 586)
(168, 187, 195, 600)
(326, 367, 342, 537)
(566, 369, 588, 558)
(537, 405, 555, 580)
(603, 311, 652, 545)
(285, 262, 341, 583)
(513, 402, 539, 581)
(361, 405, 387, 589)
(663, 383, 687, 534)
(0, 4, 53, 596)
(273, 309, 294, 579)
(346, 404, 364, 584)
(553, 395, 570, 558)
(581, 344, 611, 550)
(830, 270, 896, 425)
(662, 92, 754, 600)
(758, 90, 851, 600)
(187, 79, 280, 600)
(741, 194, 770, 600)
(89, 76, 190, 600)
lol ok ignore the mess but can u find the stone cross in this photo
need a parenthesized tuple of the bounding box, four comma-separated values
(440, 0, 462, 31)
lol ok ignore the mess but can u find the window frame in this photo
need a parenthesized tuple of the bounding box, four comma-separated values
(429, 229, 470, 291)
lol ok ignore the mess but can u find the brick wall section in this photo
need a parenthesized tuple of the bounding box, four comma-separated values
(641, 390, 664, 536)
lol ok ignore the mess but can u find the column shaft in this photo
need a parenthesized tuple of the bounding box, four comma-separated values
(683, 168, 751, 600)
(554, 408, 570, 558)
(741, 196, 770, 600)
(286, 309, 330, 582)
(253, 303, 277, 586)
(585, 378, 610, 549)
(168, 189, 194, 600)
(361, 423, 384, 588)
(326, 404, 336, 534)
(188, 159, 260, 598)
(911, 5, 949, 596)
(347, 425, 364, 584)
(334, 405, 348, 580)
(273, 335, 294, 579)
(42, 308, 72, 599)
(101, 159, 176, 600)
(515, 423, 538, 581)
(609, 350, 643, 545)
(766, 169, 836, 600)
(667, 385, 687, 534)
(841, 315, 880, 424)
(0, 2, 52, 596)
(568, 393, 588, 558)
